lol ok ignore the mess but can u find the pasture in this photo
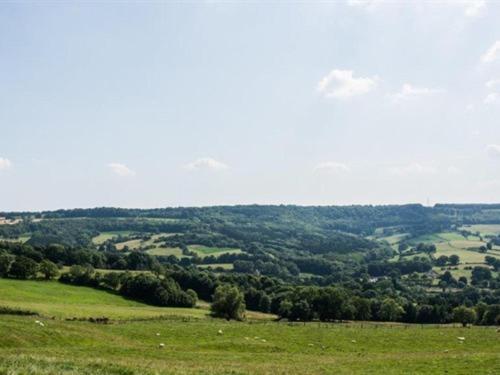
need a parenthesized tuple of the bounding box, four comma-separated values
(0, 315, 498, 374)
(0, 279, 498, 374)
(188, 245, 242, 258)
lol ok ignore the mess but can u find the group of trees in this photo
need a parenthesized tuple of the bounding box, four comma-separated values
(0, 252, 59, 280)
(60, 266, 197, 308)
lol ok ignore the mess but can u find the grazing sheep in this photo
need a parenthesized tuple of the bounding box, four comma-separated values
(156, 333, 160, 336)
(261, 339, 266, 343)
(159, 343, 165, 348)
(217, 330, 223, 335)
(351, 340, 357, 343)
(457, 337, 465, 341)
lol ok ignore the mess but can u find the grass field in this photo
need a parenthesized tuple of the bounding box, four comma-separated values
(188, 245, 242, 258)
(146, 247, 184, 257)
(92, 231, 133, 245)
(0, 278, 208, 320)
(0, 315, 498, 374)
(0, 279, 499, 374)
(460, 224, 500, 237)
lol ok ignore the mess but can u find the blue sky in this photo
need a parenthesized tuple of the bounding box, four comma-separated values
(1, 1, 500, 211)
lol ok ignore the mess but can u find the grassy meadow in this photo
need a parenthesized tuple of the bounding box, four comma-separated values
(0, 279, 499, 374)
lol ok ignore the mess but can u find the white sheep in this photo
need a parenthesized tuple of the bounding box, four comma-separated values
(217, 330, 223, 335)
(159, 343, 165, 348)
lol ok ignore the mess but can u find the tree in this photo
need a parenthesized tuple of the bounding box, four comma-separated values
(9, 256, 38, 279)
(449, 254, 460, 266)
(39, 259, 59, 280)
(486, 242, 493, 250)
(452, 306, 476, 327)
(435, 255, 448, 267)
(0, 253, 14, 277)
(379, 298, 404, 322)
(210, 285, 246, 321)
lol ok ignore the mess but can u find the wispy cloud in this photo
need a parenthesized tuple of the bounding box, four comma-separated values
(486, 144, 500, 159)
(0, 157, 12, 170)
(314, 161, 350, 173)
(185, 157, 228, 171)
(481, 41, 500, 63)
(484, 93, 499, 105)
(107, 162, 136, 177)
(462, 0, 486, 17)
(317, 69, 379, 99)
(391, 83, 444, 103)
(389, 162, 437, 176)
(486, 79, 500, 89)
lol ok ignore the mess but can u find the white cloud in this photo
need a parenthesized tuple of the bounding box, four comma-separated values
(185, 157, 228, 171)
(317, 69, 379, 99)
(486, 144, 500, 159)
(484, 93, 499, 105)
(0, 157, 12, 170)
(447, 166, 462, 175)
(463, 0, 486, 17)
(391, 83, 444, 103)
(389, 162, 437, 176)
(481, 41, 500, 63)
(314, 161, 350, 173)
(346, 0, 383, 10)
(107, 162, 136, 177)
(486, 79, 500, 89)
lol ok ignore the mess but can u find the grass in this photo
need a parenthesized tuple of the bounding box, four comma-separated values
(146, 247, 184, 257)
(460, 224, 500, 237)
(188, 245, 242, 258)
(92, 231, 133, 245)
(0, 278, 498, 373)
(0, 278, 208, 320)
(114, 233, 177, 251)
(0, 316, 498, 374)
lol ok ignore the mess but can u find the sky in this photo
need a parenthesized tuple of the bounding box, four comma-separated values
(1, 0, 500, 211)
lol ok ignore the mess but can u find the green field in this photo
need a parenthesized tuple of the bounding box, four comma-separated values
(0, 279, 499, 374)
(460, 224, 500, 237)
(92, 231, 133, 245)
(188, 245, 242, 258)
(0, 315, 498, 374)
(0, 278, 208, 320)
(146, 246, 184, 257)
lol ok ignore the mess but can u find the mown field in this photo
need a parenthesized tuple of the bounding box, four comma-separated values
(0, 279, 499, 374)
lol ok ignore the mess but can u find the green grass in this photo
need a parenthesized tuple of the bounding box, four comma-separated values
(460, 224, 500, 237)
(0, 316, 498, 374)
(0, 279, 498, 373)
(92, 231, 133, 245)
(146, 247, 184, 257)
(0, 278, 207, 320)
(188, 245, 242, 258)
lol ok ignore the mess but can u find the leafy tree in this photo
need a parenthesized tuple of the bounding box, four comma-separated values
(379, 298, 404, 322)
(449, 254, 460, 266)
(435, 255, 448, 267)
(9, 256, 38, 279)
(452, 306, 476, 327)
(211, 285, 246, 321)
(0, 252, 14, 277)
(39, 259, 59, 280)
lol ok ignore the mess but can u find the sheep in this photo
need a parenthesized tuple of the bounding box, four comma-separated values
(457, 337, 465, 341)
(156, 333, 161, 336)
(217, 330, 223, 335)
(158, 343, 165, 348)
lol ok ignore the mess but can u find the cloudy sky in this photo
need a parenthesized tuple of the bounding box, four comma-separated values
(1, 1, 500, 211)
